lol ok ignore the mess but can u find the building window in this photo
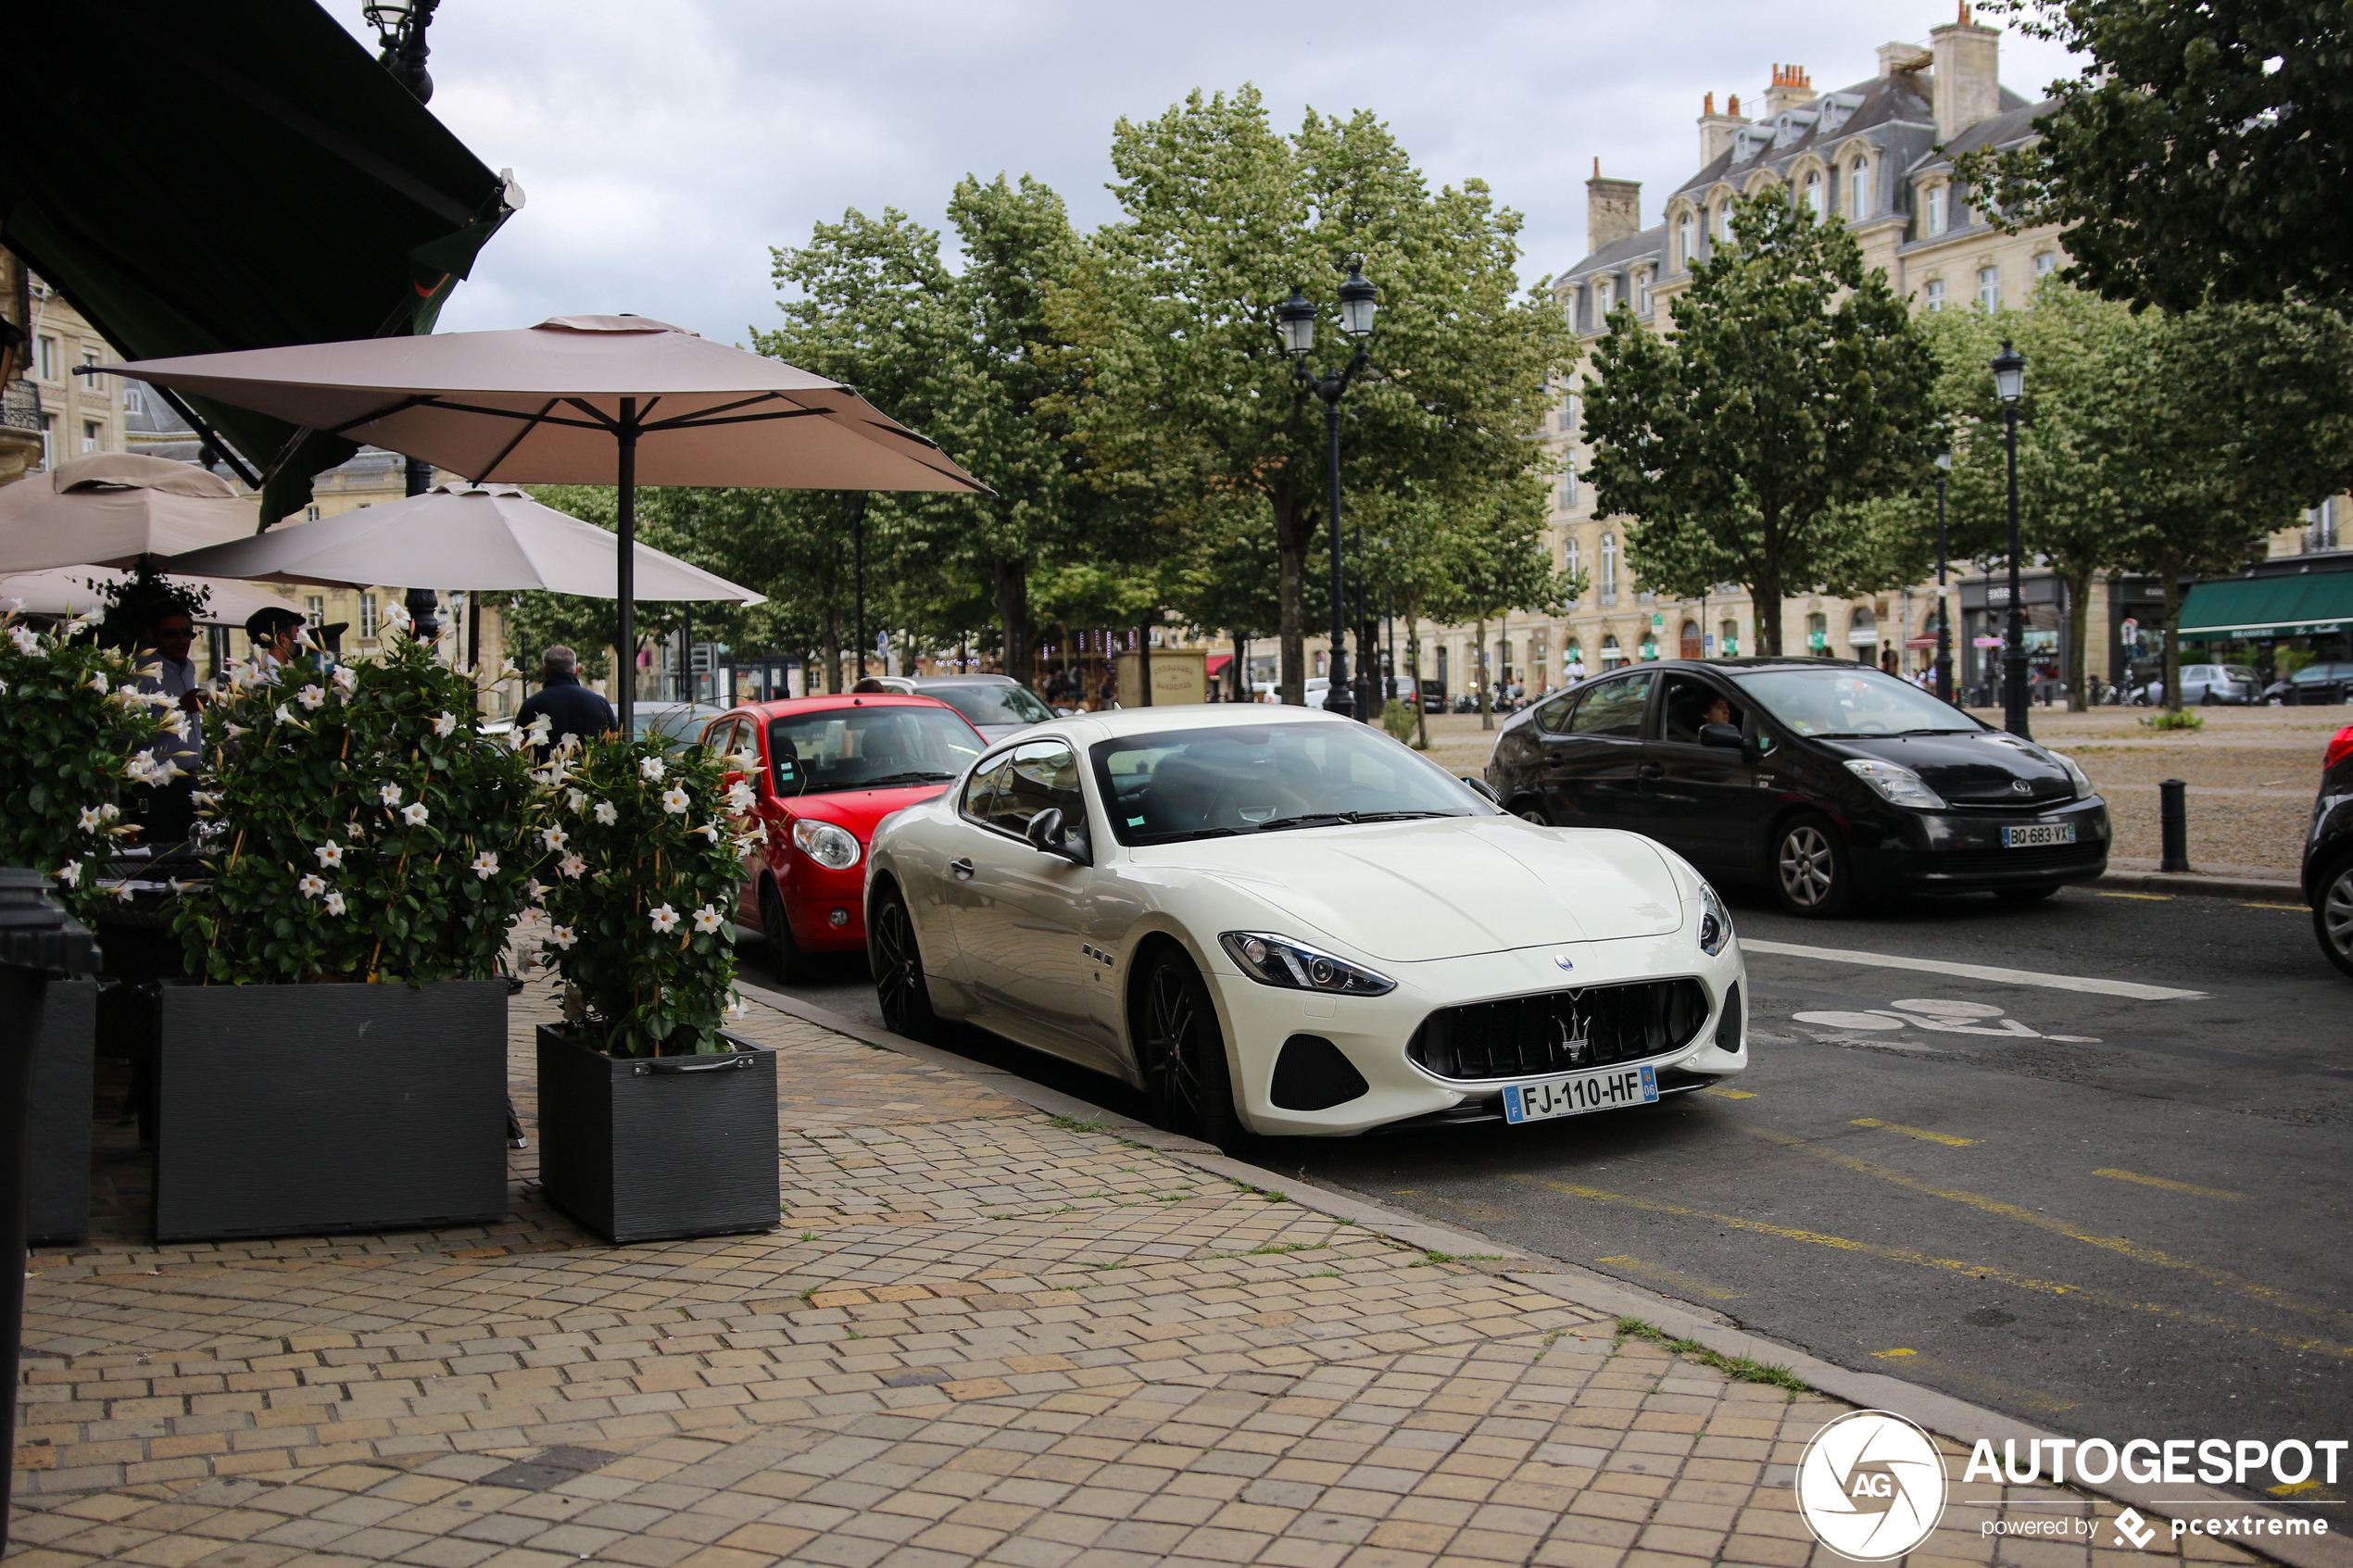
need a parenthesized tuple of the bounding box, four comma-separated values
(1634, 270, 1651, 316)
(78, 349, 101, 392)
(1924, 278, 1946, 311)
(1804, 169, 1824, 217)
(2033, 251, 2057, 277)
(36, 413, 54, 470)
(1716, 201, 1732, 242)
(1595, 278, 1613, 317)
(1565, 536, 1582, 592)
(1806, 611, 1831, 655)
(1923, 184, 1947, 235)
(35, 335, 58, 383)
(304, 504, 321, 521)
(359, 592, 379, 639)
(1850, 159, 1870, 217)
(1720, 618, 1741, 656)
(1678, 214, 1694, 270)
(1562, 462, 1579, 509)
(1599, 533, 1619, 605)
(81, 420, 102, 454)
(1601, 633, 1624, 667)
(2308, 499, 2339, 553)
(1978, 265, 2001, 311)
(304, 595, 325, 627)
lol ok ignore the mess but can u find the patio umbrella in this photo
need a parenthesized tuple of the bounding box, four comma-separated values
(0, 566, 284, 627)
(158, 483, 765, 606)
(97, 314, 987, 726)
(0, 453, 257, 574)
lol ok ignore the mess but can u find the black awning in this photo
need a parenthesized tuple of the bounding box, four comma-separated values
(1, 0, 516, 521)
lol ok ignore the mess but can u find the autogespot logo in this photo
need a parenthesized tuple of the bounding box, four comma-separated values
(1795, 1411, 1949, 1561)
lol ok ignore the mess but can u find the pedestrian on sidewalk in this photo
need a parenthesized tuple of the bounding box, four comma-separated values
(517, 645, 615, 754)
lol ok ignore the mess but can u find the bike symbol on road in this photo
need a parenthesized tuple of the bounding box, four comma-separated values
(1790, 997, 2102, 1044)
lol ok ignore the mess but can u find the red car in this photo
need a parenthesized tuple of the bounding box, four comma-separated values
(698, 694, 988, 977)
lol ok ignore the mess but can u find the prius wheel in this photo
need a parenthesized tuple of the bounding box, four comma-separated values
(761, 882, 811, 983)
(1771, 812, 1854, 919)
(2316, 854, 2353, 981)
(1513, 799, 1552, 826)
(870, 884, 936, 1037)
(1137, 952, 1238, 1148)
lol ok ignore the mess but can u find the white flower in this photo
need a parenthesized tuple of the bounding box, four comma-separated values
(723, 993, 749, 1020)
(593, 800, 617, 825)
(526, 712, 553, 738)
(541, 825, 568, 851)
(296, 684, 325, 710)
(638, 756, 666, 783)
(225, 722, 250, 740)
(692, 904, 724, 934)
(322, 890, 346, 915)
(110, 884, 136, 902)
(54, 860, 82, 888)
(333, 665, 359, 695)
(661, 785, 690, 815)
(273, 703, 295, 724)
(648, 904, 680, 934)
(400, 801, 429, 826)
(86, 670, 107, 692)
(7, 625, 40, 656)
(724, 782, 756, 813)
(433, 711, 458, 737)
(729, 749, 760, 774)
(526, 877, 547, 903)
(297, 873, 327, 897)
(567, 788, 586, 814)
(547, 923, 577, 950)
(501, 657, 519, 674)
(558, 852, 585, 879)
(78, 806, 103, 834)
(697, 821, 721, 842)
(470, 851, 499, 880)
(314, 841, 344, 868)
(150, 758, 182, 784)
(100, 803, 120, 822)
(383, 600, 413, 631)
(379, 783, 403, 808)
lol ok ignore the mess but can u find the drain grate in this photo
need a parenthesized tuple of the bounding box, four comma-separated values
(477, 1445, 622, 1492)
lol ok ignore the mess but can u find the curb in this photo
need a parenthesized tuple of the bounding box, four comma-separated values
(2095, 870, 2306, 901)
(738, 977, 2350, 1568)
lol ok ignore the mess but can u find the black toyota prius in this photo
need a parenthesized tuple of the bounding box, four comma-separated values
(1485, 659, 2111, 917)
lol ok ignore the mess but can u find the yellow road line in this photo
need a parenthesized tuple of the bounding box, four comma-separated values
(1596, 1253, 1748, 1301)
(1508, 1173, 2353, 1360)
(2241, 902, 2307, 912)
(2094, 1168, 2246, 1201)
(1872, 1348, 1917, 1358)
(1872, 1346, 2080, 1413)
(1702, 1086, 1755, 1099)
(1740, 1125, 2348, 1331)
(2271, 1481, 2347, 1502)
(2098, 891, 2174, 901)
(1851, 1117, 1977, 1147)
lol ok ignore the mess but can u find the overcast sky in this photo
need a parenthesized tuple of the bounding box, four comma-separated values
(340, 2, 2084, 344)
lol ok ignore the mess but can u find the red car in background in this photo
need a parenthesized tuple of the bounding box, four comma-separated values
(698, 694, 987, 978)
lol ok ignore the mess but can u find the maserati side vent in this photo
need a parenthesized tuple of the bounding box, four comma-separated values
(1270, 1034, 1372, 1110)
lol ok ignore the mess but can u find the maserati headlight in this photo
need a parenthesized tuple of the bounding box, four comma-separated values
(1698, 882, 1732, 958)
(1843, 758, 1946, 809)
(1218, 932, 1395, 996)
(791, 818, 862, 872)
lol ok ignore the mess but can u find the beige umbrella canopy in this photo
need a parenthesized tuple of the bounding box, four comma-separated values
(0, 453, 257, 573)
(0, 565, 284, 627)
(97, 314, 987, 724)
(160, 483, 765, 605)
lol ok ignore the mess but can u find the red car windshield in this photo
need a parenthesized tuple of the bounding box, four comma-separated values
(766, 707, 984, 797)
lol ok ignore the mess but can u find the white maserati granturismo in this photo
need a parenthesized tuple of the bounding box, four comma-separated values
(863, 705, 1747, 1142)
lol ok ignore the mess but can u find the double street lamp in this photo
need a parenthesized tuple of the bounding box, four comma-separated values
(1991, 339, 2030, 738)
(1277, 264, 1378, 721)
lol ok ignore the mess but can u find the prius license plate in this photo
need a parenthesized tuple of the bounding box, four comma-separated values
(1503, 1063, 1658, 1124)
(2002, 822, 2077, 848)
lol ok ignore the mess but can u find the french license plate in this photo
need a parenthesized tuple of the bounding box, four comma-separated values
(2002, 822, 2077, 848)
(1503, 1063, 1658, 1124)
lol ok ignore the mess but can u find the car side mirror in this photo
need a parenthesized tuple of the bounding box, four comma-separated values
(1461, 776, 1503, 806)
(1698, 722, 1743, 750)
(1024, 807, 1092, 867)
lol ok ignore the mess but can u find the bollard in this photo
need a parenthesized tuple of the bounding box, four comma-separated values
(2158, 778, 2190, 872)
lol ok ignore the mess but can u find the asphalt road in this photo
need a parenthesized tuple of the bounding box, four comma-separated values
(738, 883, 2353, 1523)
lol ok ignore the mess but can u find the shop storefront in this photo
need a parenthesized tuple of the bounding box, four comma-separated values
(2177, 558, 2353, 676)
(1959, 573, 2071, 703)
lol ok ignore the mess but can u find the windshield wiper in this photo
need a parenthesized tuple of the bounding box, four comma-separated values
(1249, 809, 1452, 833)
(1132, 827, 1242, 843)
(854, 771, 957, 788)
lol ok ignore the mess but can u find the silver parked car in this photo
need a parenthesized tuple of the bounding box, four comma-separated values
(2179, 663, 2260, 706)
(886, 675, 1056, 743)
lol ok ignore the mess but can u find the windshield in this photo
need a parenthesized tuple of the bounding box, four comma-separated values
(632, 706, 725, 753)
(925, 683, 1054, 726)
(1090, 722, 1490, 846)
(1730, 667, 1982, 738)
(766, 707, 984, 796)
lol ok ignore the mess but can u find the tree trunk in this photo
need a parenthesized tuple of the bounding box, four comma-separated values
(1277, 496, 1309, 707)
(821, 602, 842, 696)
(1753, 569, 1784, 656)
(1408, 613, 1428, 749)
(994, 560, 1034, 686)
(2062, 565, 2095, 712)
(1232, 631, 1247, 701)
(1476, 613, 1492, 730)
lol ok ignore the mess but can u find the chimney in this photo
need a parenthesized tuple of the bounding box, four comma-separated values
(1698, 90, 1750, 166)
(1586, 158, 1642, 255)
(1761, 62, 1814, 118)
(1877, 39, 1931, 76)
(1931, 4, 2000, 141)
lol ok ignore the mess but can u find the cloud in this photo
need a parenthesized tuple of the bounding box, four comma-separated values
(338, 1, 2083, 343)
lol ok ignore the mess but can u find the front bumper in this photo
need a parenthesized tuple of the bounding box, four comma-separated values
(783, 861, 869, 951)
(1848, 794, 2110, 897)
(1204, 931, 1748, 1138)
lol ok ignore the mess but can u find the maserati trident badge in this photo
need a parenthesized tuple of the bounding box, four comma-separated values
(1554, 953, 1575, 972)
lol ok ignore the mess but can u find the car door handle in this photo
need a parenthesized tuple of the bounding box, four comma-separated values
(1637, 762, 1663, 781)
(950, 858, 975, 881)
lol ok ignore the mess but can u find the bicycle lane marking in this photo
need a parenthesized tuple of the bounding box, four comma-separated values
(1741, 939, 2209, 1000)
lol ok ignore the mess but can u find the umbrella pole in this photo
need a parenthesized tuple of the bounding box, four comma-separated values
(616, 398, 637, 734)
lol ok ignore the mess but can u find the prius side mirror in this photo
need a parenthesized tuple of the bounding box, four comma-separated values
(1698, 722, 1743, 750)
(1024, 807, 1092, 867)
(1461, 776, 1503, 807)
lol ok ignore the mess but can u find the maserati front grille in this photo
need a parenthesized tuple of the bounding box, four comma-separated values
(1408, 977, 1709, 1083)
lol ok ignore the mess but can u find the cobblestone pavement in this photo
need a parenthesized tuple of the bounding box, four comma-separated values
(10, 989, 2276, 1568)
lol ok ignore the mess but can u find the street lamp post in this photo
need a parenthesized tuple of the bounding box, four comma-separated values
(1277, 264, 1378, 721)
(1991, 340, 2030, 737)
(362, 0, 440, 102)
(846, 492, 868, 682)
(1933, 450, 1954, 706)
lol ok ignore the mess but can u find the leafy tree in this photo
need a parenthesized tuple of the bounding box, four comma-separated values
(1959, 0, 2353, 315)
(1431, 477, 1579, 730)
(1582, 191, 1939, 656)
(1051, 88, 1569, 705)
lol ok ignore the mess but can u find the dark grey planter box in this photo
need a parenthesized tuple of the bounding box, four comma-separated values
(153, 980, 510, 1243)
(535, 1025, 777, 1245)
(26, 979, 95, 1248)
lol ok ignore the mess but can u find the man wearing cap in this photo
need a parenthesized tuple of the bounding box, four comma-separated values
(516, 645, 614, 753)
(245, 605, 307, 676)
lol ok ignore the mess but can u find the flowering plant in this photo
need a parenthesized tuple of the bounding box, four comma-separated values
(177, 633, 536, 984)
(0, 606, 179, 919)
(531, 732, 752, 1056)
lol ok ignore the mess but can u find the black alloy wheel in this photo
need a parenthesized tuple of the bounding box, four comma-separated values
(2315, 852, 2353, 981)
(1136, 950, 1238, 1147)
(1770, 811, 1855, 918)
(870, 884, 936, 1036)
(761, 881, 811, 983)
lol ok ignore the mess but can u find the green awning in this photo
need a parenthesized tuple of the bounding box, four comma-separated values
(2177, 571, 2353, 640)
(3, 0, 517, 521)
